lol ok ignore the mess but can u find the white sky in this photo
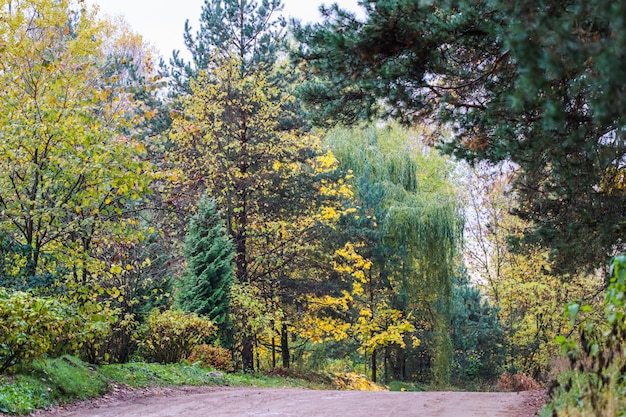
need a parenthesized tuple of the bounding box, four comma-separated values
(85, 0, 363, 60)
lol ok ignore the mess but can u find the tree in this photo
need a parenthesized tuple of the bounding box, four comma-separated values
(170, 53, 347, 371)
(294, 0, 626, 274)
(166, 0, 350, 374)
(462, 162, 604, 378)
(0, 0, 152, 286)
(450, 273, 505, 384)
(166, 0, 286, 95)
(178, 195, 234, 340)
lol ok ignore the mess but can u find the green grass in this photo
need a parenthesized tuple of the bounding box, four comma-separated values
(0, 358, 380, 415)
(100, 361, 315, 389)
(0, 356, 107, 415)
(387, 380, 428, 392)
(0, 377, 52, 415)
(100, 362, 320, 388)
(100, 362, 227, 388)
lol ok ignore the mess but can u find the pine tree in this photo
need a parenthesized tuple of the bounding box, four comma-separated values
(178, 195, 234, 337)
(294, 0, 626, 274)
(450, 274, 505, 384)
(167, 0, 286, 95)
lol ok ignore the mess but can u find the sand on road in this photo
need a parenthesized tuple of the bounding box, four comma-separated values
(31, 386, 546, 417)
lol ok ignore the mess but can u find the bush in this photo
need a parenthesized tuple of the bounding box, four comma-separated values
(497, 373, 541, 391)
(140, 309, 215, 364)
(72, 300, 117, 364)
(187, 344, 233, 372)
(0, 289, 69, 373)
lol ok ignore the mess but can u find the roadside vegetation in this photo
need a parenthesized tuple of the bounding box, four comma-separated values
(0, 356, 383, 415)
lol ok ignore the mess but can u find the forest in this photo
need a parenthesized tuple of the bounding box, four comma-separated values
(0, 0, 625, 415)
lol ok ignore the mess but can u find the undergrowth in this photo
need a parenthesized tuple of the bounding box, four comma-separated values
(0, 356, 107, 415)
(540, 255, 626, 416)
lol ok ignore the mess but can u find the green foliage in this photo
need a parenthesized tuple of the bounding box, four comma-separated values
(100, 361, 315, 390)
(75, 300, 126, 365)
(0, 0, 154, 286)
(312, 125, 463, 385)
(178, 195, 234, 339)
(388, 380, 427, 392)
(295, 0, 626, 274)
(0, 356, 107, 415)
(0, 378, 50, 416)
(25, 356, 107, 401)
(167, 0, 286, 94)
(139, 309, 215, 364)
(0, 288, 118, 371)
(100, 361, 226, 388)
(450, 275, 506, 384)
(170, 50, 345, 371)
(545, 255, 626, 415)
(0, 290, 70, 373)
(0, 233, 57, 291)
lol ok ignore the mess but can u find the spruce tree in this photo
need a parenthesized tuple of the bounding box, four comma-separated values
(178, 195, 234, 338)
(450, 274, 505, 384)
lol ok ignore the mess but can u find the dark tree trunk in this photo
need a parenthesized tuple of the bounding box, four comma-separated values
(242, 334, 254, 373)
(371, 348, 377, 383)
(271, 328, 276, 368)
(281, 323, 290, 368)
(384, 345, 389, 383)
(255, 335, 260, 371)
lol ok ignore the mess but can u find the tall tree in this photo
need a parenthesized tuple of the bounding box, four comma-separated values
(170, 53, 346, 371)
(167, 0, 286, 95)
(462, 161, 604, 378)
(0, 0, 152, 285)
(450, 273, 505, 384)
(294, 0, 626, 274)
(178, 195, 234, 340)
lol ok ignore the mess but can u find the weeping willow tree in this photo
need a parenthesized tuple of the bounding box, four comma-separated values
(325, 124, 463, 385)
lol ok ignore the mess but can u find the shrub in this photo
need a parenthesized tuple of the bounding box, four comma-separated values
(140, 309, 215, 364)
(497, 373, 541, 391)
(0, 289, 70, 373)
(187, 344, 233, 372)
(71, 300, 117, 364)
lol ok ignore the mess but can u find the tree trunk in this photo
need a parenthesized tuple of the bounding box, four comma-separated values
(271, 323, 276, 369)
(371, 348, 377, 383)
(242, 334, 254, 373)
(384, 345, 389, 383)
(281, 323, 290, 368)
(255, 335, 260, 371)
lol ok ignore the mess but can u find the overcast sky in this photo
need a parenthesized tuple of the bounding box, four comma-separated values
(85, 0, 363, 60)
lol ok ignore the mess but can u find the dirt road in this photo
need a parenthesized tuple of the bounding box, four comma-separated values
(32, 386, 545, 417)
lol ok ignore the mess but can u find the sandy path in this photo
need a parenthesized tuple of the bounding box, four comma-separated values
(32, 387, 545, 417)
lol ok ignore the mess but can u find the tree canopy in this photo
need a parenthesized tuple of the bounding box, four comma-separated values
(294, 0, 626, 274)
(0, 0, 153, 285)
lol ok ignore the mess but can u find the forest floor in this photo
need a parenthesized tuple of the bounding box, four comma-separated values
(30, 385, 546, 417)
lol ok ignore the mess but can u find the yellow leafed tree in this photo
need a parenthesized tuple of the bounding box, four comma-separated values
(0, 0, 154, 287)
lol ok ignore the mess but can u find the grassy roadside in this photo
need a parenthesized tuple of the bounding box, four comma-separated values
(0, 356, 378, 415)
